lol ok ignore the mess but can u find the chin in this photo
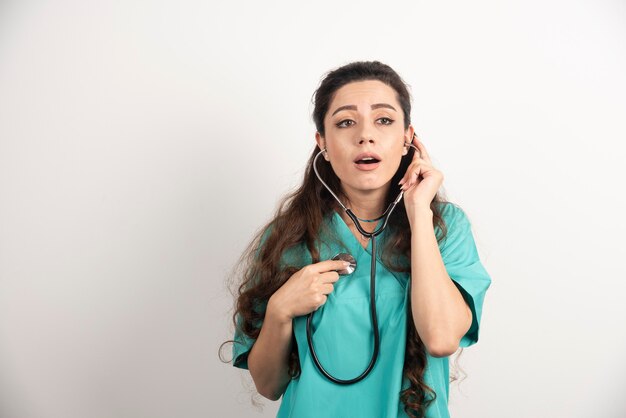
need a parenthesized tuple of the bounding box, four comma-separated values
(351, 179, 392, 193)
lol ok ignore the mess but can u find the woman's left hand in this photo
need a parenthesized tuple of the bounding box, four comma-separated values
(398, 134, 444, 217)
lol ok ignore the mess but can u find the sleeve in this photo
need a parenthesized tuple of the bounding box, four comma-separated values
(231, 227, 272, 370)
(439, 203, 492, 348)
(232, 314, 257, 370)
(231, 227, 311, 370)
(232, 295, 270, 370)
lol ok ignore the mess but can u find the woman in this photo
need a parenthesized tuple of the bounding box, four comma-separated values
(226, 61, 492, 418)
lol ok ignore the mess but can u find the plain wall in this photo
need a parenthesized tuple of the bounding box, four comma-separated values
(1, 0, 625, 417)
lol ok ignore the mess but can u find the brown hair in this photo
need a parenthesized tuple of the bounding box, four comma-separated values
(223, 61, 464, 417)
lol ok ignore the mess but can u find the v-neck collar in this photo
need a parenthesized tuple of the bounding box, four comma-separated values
(328, 210, 411, 291)
(331, 210, 388, 259)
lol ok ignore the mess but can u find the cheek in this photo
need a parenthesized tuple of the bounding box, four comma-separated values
(327, 144, 350, 163)
(325, 147, 349, 171)
(330, 157, 352, 177)
(386, 155, 404, 176)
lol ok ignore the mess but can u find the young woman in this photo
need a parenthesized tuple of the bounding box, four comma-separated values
(226, 61, 492, 418)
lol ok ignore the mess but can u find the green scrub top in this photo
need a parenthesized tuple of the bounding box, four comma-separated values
(232, 202, 492, 418)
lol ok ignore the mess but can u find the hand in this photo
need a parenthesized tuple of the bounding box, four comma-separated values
(398, 134, 444, 217)
(268, 259, 348, 322)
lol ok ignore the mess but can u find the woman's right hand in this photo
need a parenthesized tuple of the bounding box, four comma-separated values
(268, 259, 349, 323)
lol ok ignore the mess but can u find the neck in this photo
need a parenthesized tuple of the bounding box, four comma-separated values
(338, 183, 390, 231)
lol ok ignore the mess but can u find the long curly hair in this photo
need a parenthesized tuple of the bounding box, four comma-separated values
(223, 61, 465, 417)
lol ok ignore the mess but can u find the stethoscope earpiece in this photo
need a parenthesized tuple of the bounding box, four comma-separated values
(404, 141, 421, 158)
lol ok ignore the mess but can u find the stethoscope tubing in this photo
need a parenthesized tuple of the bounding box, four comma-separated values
(306, 142, 419, 385)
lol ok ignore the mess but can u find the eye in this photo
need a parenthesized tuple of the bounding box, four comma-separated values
(336, 119, 355, 128)
(378, 117, 394, 125)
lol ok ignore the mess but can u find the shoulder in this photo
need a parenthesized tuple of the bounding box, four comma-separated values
(434, 202, 472, 238)
(436, 201, 470, 224)
(434, 202, 475, 253)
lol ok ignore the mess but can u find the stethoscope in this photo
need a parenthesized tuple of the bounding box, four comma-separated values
(306, 139, 420, 385)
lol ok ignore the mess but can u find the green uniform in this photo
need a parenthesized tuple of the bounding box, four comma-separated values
(233, 203, 492, 417)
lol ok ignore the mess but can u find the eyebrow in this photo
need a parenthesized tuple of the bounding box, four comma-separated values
(331, 103, 397, 117)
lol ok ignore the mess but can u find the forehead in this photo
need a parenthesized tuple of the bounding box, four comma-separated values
(328, 80, 399, 111)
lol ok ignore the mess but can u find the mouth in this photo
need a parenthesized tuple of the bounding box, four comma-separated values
(353, 152, 382, 165)
(354, 156, 380, 165)
(354, 156, 381, 171)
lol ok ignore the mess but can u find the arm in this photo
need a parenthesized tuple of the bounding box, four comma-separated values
(245, 259, 345, 398)
(408, 207, 473, 357)
(246, 297, 293, 401)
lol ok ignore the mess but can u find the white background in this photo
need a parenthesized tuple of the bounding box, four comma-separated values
(1, 0, 625, 417)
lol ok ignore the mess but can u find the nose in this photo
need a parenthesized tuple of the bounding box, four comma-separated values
(356, 120, 376, 145)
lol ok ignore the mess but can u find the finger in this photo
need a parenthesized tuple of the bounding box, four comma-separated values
(319, 271, 341, 283)
(410, 170, 422, 187)
(413, 134, 431, 164)
(411, 135, 423, 160)
(313, 294, 328, 310)
(399, 160, 418, 186)
(407, 164, 427, 189)
(320, 283, 334, 295)
(399, 142, 429, 186)
(313, 259, 351, 273)
(403, 157, 437, 188)
(402, 172, 420, 190)
(400, 161, 422, 190)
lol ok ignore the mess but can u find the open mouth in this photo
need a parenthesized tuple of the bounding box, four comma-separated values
(355, 157, 381, 165)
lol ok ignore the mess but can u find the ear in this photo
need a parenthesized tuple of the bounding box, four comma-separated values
(315, 132, 330, 161)
(402, 125, 415, 156)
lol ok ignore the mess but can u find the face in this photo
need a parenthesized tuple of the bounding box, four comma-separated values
(315, 79, 414, 195)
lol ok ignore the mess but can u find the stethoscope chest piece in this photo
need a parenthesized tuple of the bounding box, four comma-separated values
(332, 253, 356, 275)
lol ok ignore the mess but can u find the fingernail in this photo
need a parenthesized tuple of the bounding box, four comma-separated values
(343, 261, 351, 266)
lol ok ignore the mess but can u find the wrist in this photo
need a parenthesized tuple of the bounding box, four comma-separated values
(408, 206, 433, 226)
(267, 296, 293, 325)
